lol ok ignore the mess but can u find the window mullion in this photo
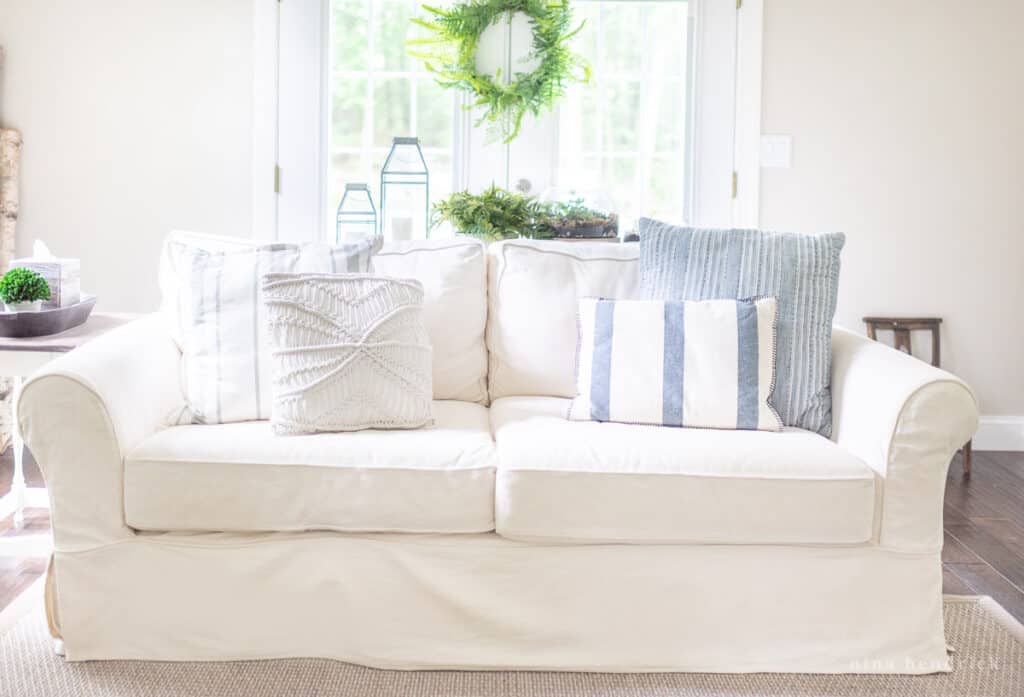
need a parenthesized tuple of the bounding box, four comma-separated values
(363, 0, 376, 186)
(595, 7, 605, 186)
(636, 5, 652, 225)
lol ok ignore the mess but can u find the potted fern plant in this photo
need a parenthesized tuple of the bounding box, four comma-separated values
(0, 267, 51, 312)
(431, 186, 555, 241)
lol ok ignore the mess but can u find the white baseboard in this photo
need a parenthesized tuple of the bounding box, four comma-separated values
(974, 416, 1024, 452)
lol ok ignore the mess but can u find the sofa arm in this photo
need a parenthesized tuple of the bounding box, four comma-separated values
(831, 327, 978, 553)
(18, 315, 184, 550)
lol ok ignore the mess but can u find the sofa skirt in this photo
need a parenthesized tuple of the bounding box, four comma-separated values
(51, 531, 949, 673)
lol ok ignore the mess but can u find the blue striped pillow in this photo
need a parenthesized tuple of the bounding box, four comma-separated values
(569, 297, 782, 431)
(638, 221, 844, 437)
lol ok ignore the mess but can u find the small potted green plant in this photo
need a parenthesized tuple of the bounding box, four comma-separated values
(431, 186, 555, 241)
(0, 267, 51, 313)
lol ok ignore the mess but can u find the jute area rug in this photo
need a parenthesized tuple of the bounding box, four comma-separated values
(2, 585, 1022, 697)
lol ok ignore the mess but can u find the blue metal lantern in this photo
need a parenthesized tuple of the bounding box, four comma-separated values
(335, 183, 377, 243)
(379, 137, 429, 241)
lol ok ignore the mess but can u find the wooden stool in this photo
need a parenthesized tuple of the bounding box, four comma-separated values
(862, 316, 972, 475)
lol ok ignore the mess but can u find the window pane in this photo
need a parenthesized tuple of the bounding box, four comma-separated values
(606, 157, 637, 211)
(602, 80, 642, 152)
(591, 4, 644, 74)
(331, 76, 366, 149)
(648, 4, 688, 79)
(332, 0, 368, 72)
(424, 152, 454, 236)
(557, 0, 689, 234)
(654, 79, 686, 153)
(373, 78, 412, 146)
(416, 78, 452, 150)
(374, 0, 414, 71)
(648, 156, 686, 223)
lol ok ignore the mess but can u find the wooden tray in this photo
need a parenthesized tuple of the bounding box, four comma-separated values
(0, 295, 96, 338)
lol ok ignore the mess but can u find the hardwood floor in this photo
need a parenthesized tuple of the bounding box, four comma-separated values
(942, 449, 1024, 620)
(2, 448, 1023, 622)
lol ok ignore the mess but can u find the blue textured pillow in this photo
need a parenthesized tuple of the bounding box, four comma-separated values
(638, 219, 844, 437)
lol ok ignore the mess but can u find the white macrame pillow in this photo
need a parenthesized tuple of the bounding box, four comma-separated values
(262, 274, 434, 435)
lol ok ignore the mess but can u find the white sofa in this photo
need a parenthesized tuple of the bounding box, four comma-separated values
(19, 238, 978, 673)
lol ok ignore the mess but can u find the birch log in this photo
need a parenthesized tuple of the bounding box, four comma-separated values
(0, 128, 22, 453)
(0, 129, 18, 267)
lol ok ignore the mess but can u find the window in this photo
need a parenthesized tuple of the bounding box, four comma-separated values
(267, 0, 760, 242)
(555, 1, 690, 232)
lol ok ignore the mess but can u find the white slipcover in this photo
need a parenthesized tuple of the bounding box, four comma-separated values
(18, 315, 978, 671)
(487, 239, 639, 399)
(125, 402, 494, 533)
(831, 327, 979, 552)
(52, 531, 949, 672)
(492, 396, 876, 544)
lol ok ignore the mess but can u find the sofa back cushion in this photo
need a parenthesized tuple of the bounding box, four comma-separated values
(487, 240, 640, 399)
(374, 239, 488, 404)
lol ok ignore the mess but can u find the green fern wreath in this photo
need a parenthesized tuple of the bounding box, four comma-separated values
(408, 0, 590, 143)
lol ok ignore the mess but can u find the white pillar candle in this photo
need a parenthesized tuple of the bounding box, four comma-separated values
(390, 216, 413, 242)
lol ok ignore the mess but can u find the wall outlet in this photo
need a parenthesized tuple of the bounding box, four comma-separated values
(760, 135, 792, 169)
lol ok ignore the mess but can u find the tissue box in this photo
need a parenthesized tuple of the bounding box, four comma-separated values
(9, 258, 81, 308)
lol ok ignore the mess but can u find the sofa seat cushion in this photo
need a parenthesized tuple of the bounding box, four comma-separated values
(125, 401, 495, 533)
(491, 397, 877, 545)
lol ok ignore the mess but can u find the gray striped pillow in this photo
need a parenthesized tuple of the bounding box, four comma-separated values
(172, 236, 382, 424)
(638, 220, 844, 437)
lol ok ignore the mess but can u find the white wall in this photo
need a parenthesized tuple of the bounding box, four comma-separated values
(0, 0, 254, 312)
(760, 0, 1024, 422)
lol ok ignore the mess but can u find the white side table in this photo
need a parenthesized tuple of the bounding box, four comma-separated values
(0, 312, 139, 527)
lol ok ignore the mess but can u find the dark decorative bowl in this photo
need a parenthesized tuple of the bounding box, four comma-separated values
(549, 215, 620, 240)
(0, 295, 97, 338)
